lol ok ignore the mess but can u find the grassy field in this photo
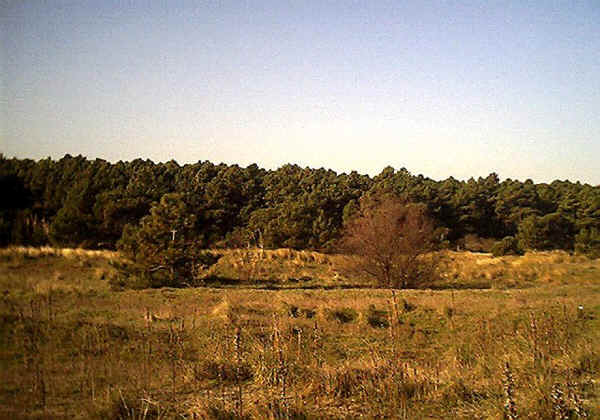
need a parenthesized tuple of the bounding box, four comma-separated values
(0, 247, 599, 419)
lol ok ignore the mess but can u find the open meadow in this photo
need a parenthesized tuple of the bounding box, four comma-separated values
(1, 247, 599, 419)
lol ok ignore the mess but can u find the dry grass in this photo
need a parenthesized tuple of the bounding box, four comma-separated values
(200, 248, 600, 291)
(437, 250, 599, 289)
(0, 246, 119, 260)
(5, 246, 598, 289)
(200, 248, 342, 286)
(0, 247, 599, 418)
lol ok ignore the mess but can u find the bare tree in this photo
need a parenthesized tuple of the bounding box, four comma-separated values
(339, 197, 437, 289)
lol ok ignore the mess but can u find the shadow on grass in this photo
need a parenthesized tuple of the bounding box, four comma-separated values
(197, 278, 495, 291)
(197, 275, 376, 290)
(428, 282, 493, 290)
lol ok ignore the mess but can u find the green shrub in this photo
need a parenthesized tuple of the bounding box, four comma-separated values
(288, 305, 316, 318)
(116, 193, 212, 288)
(366, 305, 389, 328)
(575, 227, 600, 259)
(109, 251, 222, 290)
(491, 236, 523, 257)
(328, 307, 358, 323)
(516, 213, 575, 251)
(402, 299, 417, 312)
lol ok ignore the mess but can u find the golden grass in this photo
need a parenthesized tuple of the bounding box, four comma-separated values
(1, 247, 599, 418)
(202, 247, 600, 290)
(0, 245, 119, 259)
(7, 246, 595, 289)
(436, 250, 599, 288)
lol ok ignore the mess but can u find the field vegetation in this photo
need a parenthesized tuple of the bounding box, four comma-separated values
(2, 156, 600, 418)
(1, 246, 599, 419)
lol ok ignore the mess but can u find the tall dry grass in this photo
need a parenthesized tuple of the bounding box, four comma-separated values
(0, 248, 598, 418)
(0, 245, 119, 259)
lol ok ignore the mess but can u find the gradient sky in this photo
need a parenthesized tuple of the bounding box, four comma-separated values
(2, 1, 600, 184)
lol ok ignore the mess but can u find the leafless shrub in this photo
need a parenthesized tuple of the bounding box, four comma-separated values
(338, 197, 438, 289)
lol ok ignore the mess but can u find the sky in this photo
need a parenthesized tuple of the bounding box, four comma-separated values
(2, 1, 600, 184)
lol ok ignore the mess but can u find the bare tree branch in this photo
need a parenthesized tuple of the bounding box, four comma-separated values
(338, 196, 438, 289)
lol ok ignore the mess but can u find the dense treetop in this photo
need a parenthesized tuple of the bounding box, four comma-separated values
(1, 154, 599, 257)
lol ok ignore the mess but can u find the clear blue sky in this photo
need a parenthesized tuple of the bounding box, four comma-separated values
(2, 1, 599, 184)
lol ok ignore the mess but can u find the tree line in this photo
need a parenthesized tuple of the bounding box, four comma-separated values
(1, 154, 599, 258)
